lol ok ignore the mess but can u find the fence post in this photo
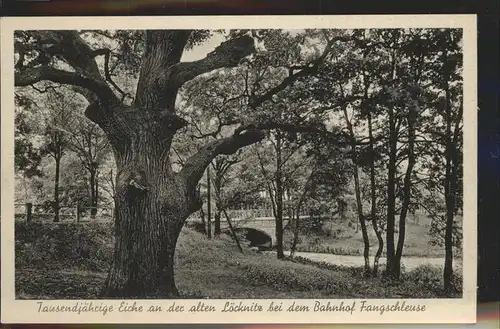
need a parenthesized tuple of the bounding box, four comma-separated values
(76, 203, 81, 223)
(25, 202, 32, 222)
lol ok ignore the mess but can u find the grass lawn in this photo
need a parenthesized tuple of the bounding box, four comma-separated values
(15, 222, 462, 299)
(284, 214, 462, 259)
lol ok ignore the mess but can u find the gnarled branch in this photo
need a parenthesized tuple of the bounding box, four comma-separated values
(15, 65, 116, 103)
(172, 35, 256, 89)
(15, 30, 120, 107)
(180, 128, 265, 190)
(93, 48, 132, 102)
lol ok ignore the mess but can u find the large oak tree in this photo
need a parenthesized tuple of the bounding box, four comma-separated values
(15, 29, 353, 297)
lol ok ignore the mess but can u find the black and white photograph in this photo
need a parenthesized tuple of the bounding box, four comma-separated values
(1, 15, 477, 324)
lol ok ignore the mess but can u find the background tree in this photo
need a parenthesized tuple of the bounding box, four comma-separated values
(254, 131, 304, 259)
(373, 29, 463, 279)
(288, 160, 316, 258)
(306, 31, 376, 275)
(38, 89, 78, 222)
(287, 138, 351, 257)
(304, 28, 463, 279)
(66, 118, 110, 218)
(211, 155, 241, 236)
(416, 29, 463, 291)
(14, 94, 43, 178)
(177, 69, 249, 237)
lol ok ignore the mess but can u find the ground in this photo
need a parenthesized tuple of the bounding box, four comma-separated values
(15, 220, 462, 299)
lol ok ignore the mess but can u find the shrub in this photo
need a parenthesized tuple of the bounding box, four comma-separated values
(15, 221, 114, 272)
(293, 244, 361, 256)
(450, 272, 464, 295)
(403, 264, 442, 288)
(400, 264, 463, 298)
(241, 261, 349, 294)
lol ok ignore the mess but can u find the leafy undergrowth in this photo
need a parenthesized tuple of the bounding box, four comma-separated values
(17, 269, 106, 300)
(15, 221, 461, 299)
(15, 220, 114, 272)
(287, 256, 462, 298)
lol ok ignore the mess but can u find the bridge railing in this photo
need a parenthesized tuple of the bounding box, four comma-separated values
(186, 208, 310, 223)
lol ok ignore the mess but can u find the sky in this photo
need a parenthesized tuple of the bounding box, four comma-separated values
(180, 29, 305, 62)
(181, 34, 225, 62)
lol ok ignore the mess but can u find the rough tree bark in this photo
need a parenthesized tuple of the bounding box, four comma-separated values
(14, 30, 351, 297)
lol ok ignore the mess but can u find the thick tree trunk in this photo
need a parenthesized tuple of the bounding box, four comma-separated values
(53, 154, 61, 223)
(101, 132, 195, 298)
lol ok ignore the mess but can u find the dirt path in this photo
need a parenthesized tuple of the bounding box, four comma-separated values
(267, 251, 462, 271)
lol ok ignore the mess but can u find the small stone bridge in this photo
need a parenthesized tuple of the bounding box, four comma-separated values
(187, 209, 314, 248)
(222, 216, 289, 246)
